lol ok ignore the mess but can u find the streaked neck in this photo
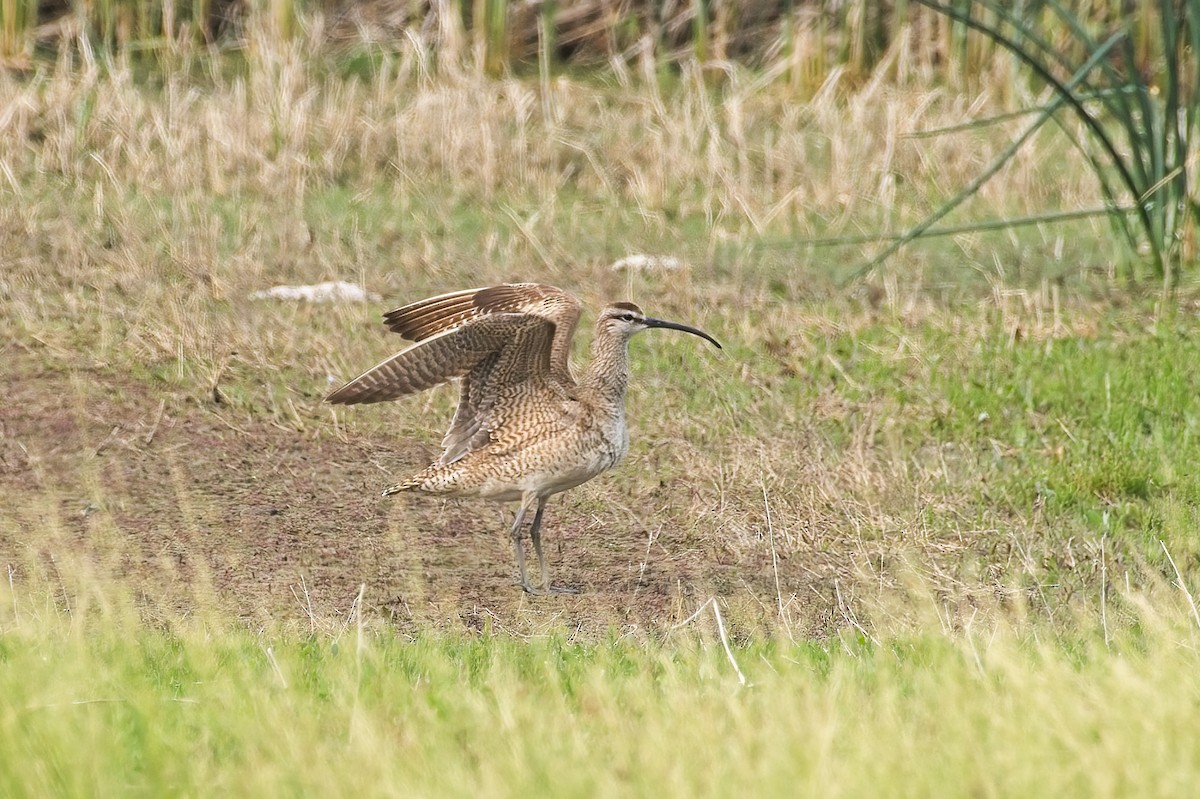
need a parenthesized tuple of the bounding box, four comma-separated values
(582, 326, 630, 402)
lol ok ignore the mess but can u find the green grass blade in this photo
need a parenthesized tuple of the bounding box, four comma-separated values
(912, 0, 1162, 276)
(775, 206, 1135, 248)
(903, 87, 1138, 139)
(964, 0, 1086, 80)
(1041, 1, 1159, 197)
(849, 28, 1130, 281)
(1185, 1, 1200, 232)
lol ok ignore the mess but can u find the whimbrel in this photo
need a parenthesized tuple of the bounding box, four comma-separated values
(326, 283, 721, 594)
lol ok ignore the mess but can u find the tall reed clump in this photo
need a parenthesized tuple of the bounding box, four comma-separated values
(4, 2, 1152, 88)
(3, 0, 239, 57)
(0, 0, 37, 65)
(914, 0, 1200, 286)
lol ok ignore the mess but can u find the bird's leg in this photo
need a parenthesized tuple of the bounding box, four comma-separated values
(529, 497, 580, 595)
(511, 493, 540, 594)
(529, 498, 550, 591)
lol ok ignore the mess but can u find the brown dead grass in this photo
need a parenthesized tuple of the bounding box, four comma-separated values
(0, 31, 1105, 233)
(0, 36, 1133, 636)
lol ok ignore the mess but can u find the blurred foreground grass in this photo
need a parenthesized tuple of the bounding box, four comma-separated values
(2, 583, 1199, 797)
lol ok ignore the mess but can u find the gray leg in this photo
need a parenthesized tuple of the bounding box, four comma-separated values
(529, 498, 550, 591)
(510, 495, 538, 594)
(529, 498, 579, 595)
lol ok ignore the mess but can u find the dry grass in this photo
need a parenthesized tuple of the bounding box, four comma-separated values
(2, 29, 1112, 371)
(1, 26, 1104, 229)
(0, 30, 1188, 640)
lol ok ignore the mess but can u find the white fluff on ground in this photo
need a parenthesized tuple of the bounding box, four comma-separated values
(609, 255, 686, 272)
(249, 281, 381, 303)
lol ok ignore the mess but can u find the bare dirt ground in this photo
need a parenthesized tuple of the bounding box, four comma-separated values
(2, 343, 833, 636)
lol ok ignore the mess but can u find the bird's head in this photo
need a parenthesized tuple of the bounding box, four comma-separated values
(598, 302, 722, 348)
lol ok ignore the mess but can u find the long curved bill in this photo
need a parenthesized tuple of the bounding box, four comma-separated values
(643, 317, 723, 349)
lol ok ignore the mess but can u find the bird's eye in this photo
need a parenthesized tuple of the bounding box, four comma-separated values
(621, 314, 635, 322)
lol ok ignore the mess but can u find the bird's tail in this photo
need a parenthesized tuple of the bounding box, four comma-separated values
(382, 464, 465, 497)
(381, 479, 419, 497)
(379, 467, 446, 491)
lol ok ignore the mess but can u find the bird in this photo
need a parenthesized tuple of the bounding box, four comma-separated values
(325, 283, 721, 594)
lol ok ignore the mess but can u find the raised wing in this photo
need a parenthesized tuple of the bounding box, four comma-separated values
(382, 283, 582, 382)
(325, 312, 554, 406)
(328, 284, 588, 465)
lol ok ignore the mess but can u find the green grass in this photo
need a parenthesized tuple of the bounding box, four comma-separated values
(2, 592, 1199, 797)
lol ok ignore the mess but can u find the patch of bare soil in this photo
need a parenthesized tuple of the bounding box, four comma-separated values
(0, 346, 829, 636)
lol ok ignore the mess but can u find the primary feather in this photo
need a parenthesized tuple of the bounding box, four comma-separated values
(327, 283, 584, 465)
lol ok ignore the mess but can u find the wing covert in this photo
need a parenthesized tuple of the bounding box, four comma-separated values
(382, 283, 583, 381)
(325, 313, 554, 406)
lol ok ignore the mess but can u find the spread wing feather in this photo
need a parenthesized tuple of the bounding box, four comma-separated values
(382, 287, 482, 341)
(435, 320, 560, 464)
(328, 283, 585, 465)
(325, 313, 552, 406)
(382, 283, 582, 381)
